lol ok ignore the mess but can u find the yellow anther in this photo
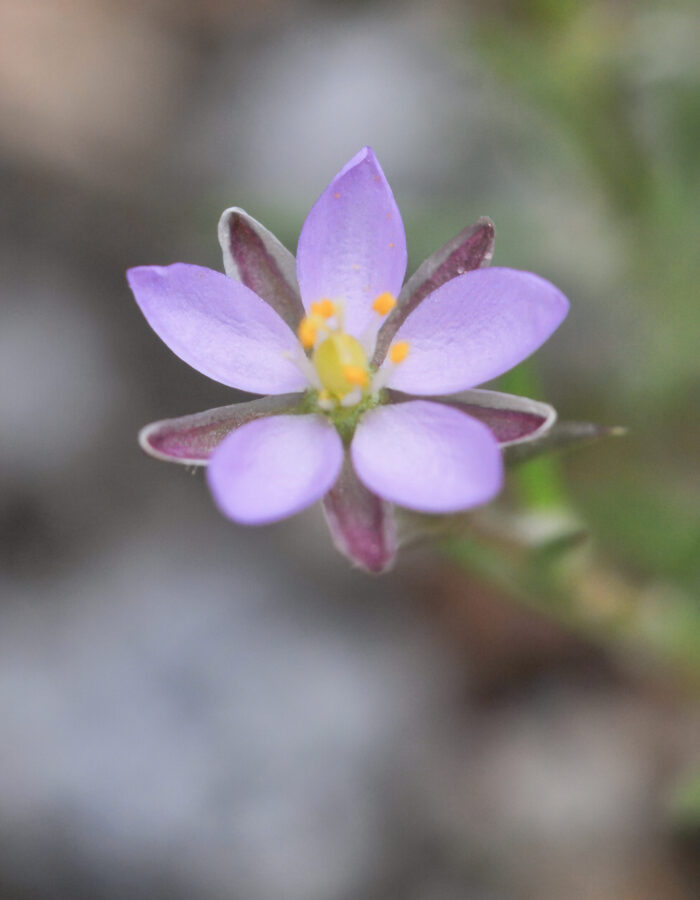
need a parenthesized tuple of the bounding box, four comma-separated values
(342, 365, 369, 389)
(310, 299, 335, 319)
(297, 317, 317, 349)
(389, 341, 410, 364)
(372, 292, 396, 316)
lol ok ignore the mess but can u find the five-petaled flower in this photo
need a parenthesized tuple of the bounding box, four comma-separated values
(128, 147, 568, 572)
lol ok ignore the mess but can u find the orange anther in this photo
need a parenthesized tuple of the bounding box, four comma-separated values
(372, 292, 396, 316)
(311, 299, 335, 318)
(389, 341, 409, 364)
(297, 317, 317, 349)
(318, 298, 335, 318)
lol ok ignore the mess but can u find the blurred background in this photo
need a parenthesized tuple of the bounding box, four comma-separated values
(0, 1, 698, 897)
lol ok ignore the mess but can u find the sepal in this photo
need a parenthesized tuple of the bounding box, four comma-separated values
(139, 393, 304, 464)
(218, 207, 304, 331)
(322, 456, 397, 573)
(372, 217, 495, 366)
(503, 421, 626, 465)
(388, 388, 556, 445)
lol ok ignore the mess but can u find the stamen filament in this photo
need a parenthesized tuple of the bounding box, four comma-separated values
(360, 293, 397, 357)
(284, 348, 321, 388)
(370, 340, 410, 396)
(340, 388, 363, 407)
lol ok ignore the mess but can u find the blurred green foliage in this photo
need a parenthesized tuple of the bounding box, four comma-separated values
(444, 0, 700, 680)
(669, 768, 700, 829)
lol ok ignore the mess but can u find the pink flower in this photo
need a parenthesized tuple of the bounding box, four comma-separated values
(128, 148, 568, 572)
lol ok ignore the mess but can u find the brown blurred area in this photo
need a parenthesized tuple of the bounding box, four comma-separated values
(0, 2, 698, 898)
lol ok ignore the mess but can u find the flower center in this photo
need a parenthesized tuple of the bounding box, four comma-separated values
(296, 292, 408, 410)
(313, 332, 369, 400)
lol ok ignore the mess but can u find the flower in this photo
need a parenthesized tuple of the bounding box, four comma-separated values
(128, 147, 568, 572)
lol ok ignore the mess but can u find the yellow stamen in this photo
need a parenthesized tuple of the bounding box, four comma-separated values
(389, 341, 410, 364)
(311, 298, 335, 319)
(372, 292, 396, 316)
(297, 317, 317, 349)
(342, 365, 369, 389)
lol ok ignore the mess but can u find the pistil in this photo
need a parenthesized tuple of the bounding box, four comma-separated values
(296, 292, 407, 411)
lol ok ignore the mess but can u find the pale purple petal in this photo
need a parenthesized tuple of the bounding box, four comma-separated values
(127, 263, 308, 394)
(207, 414, 343, 525)
(351, 400, 503, 513)
(139, 393, 304, 465)
(384, 267, 569, 395)
(387, 388, 556, 445)
(218, 207, 304, 331)
(372, 217, 495, 366)
(322, 456, 397, 573)
(296, 147, 407, 338)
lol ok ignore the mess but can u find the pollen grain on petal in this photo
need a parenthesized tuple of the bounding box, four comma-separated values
(333, 192, 341, 199)
(389, 341, 410, 364)
(372, 292, 396, 316)
(298, 317, 317, 349)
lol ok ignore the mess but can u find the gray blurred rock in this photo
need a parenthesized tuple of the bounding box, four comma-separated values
(0, 509, 450, 899)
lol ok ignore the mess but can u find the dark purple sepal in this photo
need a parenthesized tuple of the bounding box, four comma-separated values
(386, 388, 555, 446)
(139, 393, 304, 465)
(323, 456, 397, 574)
(372, 217, 495, 366)
(218, 207, 305, 332)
